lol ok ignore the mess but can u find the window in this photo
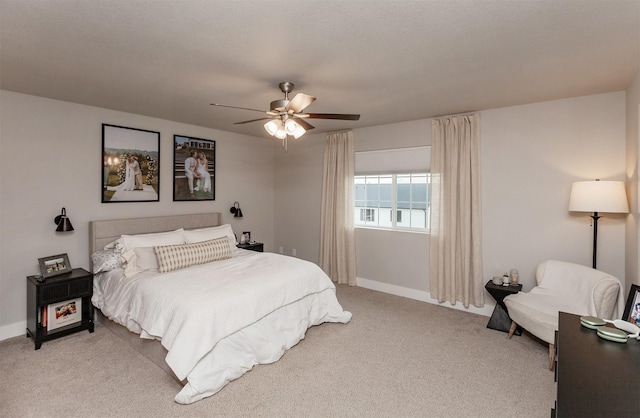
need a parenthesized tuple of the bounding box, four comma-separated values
(354, 173, 430, 231)
(360, 208, 375, 222)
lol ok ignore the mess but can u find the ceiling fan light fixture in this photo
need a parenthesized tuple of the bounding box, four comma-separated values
(265, 119, 297, 140)
(274, 127, 287, 140)
(292, 128, 306, 139)
(284, 119, 299, 134)
(285, 119, 306, 139)
(264, 120, 280, 136)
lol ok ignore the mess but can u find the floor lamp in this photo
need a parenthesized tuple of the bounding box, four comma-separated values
(568, 180, 628, 269)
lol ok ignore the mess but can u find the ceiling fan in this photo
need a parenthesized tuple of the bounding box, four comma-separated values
(211, 81, 360, 152)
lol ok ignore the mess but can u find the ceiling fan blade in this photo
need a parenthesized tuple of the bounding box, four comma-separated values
(234, 117, 274, 125)
(292, 117, 315, 131)
(305, 113, 360, 121)
(286, 93, 316, 113)
(211, 103, 273, 114)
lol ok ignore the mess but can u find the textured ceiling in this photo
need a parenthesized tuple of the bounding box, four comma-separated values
(1, 0, 639, 139)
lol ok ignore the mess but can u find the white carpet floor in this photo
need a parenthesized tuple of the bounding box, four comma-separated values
(0, 285, 555, 417)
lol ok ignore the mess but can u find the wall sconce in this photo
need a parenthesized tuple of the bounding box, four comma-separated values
(54, 207, 74, 232)
(230, 201, 243, 218)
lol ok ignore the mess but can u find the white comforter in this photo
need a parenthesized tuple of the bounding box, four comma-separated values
(92, 249, 352, 403)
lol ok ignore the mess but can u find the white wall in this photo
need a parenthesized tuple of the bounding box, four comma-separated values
(273, 134, 326, 261)
(625, 71, 640, 292)
(2, 89, 629, 339)
(0, 90, 276, 339)
(275, 91, 627, 314)
(482, 92, 626, 289)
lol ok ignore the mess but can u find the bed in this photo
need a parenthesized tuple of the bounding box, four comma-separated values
(89, 213, 352, 404)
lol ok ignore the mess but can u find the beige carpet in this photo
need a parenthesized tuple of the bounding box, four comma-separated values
(0, 285, 555, 417)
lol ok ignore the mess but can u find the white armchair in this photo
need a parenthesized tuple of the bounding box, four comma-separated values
(504, 260, 624, 370)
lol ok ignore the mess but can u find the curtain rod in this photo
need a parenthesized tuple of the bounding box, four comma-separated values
(431, 110, 478, 119)
(324, 129, 354, 135)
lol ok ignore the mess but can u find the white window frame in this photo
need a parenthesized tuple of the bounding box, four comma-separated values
(354, 173, 430, 233)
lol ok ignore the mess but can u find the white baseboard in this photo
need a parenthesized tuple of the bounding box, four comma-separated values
(0, 321, 26, 342)
(356, 277, 494, 317)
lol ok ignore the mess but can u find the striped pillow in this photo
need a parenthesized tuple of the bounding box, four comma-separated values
(154, 237, 232, 273)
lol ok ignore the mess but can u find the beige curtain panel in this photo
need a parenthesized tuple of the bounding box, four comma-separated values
(319, 131, 357, 286)
(430, 114, 483, 308)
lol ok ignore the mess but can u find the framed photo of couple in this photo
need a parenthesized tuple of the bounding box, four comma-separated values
(173, 135, 216, 201)
(102, 124, 160, 203)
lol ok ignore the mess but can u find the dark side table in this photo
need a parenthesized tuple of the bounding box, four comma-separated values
(237, 242, 263, 252)
(485, 281, 522, 335)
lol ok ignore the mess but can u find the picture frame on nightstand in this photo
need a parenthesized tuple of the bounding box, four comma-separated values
(241, 231, 251, 244)
(622, 284, 640, 324)
(38, 253, 72, 278)
(47, 297, 82, 331)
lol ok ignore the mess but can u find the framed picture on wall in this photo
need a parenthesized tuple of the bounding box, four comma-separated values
(173, 135, 216, 201)
(102, 124, 160, 203)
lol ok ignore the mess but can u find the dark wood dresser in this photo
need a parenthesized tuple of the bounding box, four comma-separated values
(554, 312, 640, 417)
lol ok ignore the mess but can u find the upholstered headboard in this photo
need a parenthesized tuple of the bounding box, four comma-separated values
(89, 213, 222, 256)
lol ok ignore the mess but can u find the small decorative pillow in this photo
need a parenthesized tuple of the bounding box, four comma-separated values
(154, 237, 232, 273)
(91, 249, 123, 274)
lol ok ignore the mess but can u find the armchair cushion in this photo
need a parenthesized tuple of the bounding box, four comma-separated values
(504, 260, 624, 345)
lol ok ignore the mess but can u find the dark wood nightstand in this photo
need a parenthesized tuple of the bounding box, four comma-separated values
(26, 268, 94, 349)
(485, 280, 522, 334)
(237, 242, 264, 252)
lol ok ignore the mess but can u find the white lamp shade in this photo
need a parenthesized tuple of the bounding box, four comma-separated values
(265, 120, 291, 140)
(569, 180, 629, 213)
(264, 120, 280, 136)
(274, 126, 286, 139)
(284, 119, 298, 134)
(285, 119, 306, 139)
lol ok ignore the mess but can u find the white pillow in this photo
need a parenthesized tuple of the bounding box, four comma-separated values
(133, 247, 158, 270)
(122, 228, 185, 251)
(184, 224, 236, 252)
(120, 247, 160, 278)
